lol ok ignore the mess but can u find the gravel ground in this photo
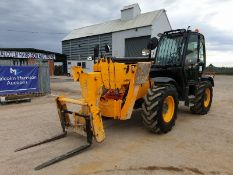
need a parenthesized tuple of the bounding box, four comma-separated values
(0, 75, 233, 175)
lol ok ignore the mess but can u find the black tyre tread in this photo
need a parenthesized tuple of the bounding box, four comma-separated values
(190, 81, 213, 115)
(142, 85, 178, 134)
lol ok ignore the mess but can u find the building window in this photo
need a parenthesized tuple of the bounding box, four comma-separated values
(68, 62, 71, 64)
(82, 62, 86, 68)
(77, 62, 81, 66)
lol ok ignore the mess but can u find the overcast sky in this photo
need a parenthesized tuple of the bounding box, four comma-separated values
(0, 0, 232, 66)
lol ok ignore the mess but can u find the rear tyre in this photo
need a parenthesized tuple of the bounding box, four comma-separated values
(142, 85, 178, 134)
(190, 81, 213, 115)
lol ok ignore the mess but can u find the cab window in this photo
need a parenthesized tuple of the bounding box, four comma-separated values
(199, 36, 205, 63)
(185, 34, 198, 66)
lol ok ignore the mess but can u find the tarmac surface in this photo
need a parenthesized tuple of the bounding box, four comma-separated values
(0, 75, 233, 175)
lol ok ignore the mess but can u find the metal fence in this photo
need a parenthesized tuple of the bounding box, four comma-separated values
(0, 59, 51, 95)
(38, 62, 51, 94)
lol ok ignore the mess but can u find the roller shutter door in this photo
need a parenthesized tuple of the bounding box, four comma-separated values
(125, 35, 150, 57)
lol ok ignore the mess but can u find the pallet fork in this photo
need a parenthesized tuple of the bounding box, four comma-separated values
(15, 105, 93, 170)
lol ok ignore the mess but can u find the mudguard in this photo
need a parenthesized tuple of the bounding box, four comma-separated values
(151, 77, 178, 88)
(201, 75, 214, 87)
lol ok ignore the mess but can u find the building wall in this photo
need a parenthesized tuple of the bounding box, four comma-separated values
(151, 11, 172, 38)
(149, 11, 172, 57)
(121, 8, 134, 21)
(0, 59, 14, 65)
(112, 26, 151, 58)
(121, 5, 140, 21)
(28, 58, 37, 65)
(67, 60, 94, 74)
(48, 60, 55, 76)
(62, 33, 112, 61)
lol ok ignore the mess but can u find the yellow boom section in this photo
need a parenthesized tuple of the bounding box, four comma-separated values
(56, 58, 151, 142)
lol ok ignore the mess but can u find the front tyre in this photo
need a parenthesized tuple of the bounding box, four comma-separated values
(190, 81, 213, 115)
(142, 85, 178, 134)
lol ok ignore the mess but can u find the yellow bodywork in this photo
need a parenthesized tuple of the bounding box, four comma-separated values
(56, 58, 152, 143)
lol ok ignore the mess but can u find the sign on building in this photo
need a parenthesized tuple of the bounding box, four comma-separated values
(0, 50, 55, 60)
(0, 66, 39, 95)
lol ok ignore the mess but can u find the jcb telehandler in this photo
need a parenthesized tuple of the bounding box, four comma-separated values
(16, 29, 214, 170)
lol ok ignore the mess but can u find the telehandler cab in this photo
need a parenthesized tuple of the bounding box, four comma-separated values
(16, 29, 214, 170)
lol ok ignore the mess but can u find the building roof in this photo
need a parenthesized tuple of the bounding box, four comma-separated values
(63, 9, 165, 41)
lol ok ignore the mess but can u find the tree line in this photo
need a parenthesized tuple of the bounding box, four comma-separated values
(206, 64, 233, 75)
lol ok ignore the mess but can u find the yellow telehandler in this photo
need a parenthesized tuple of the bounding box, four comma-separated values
(16, 29, 214, 170)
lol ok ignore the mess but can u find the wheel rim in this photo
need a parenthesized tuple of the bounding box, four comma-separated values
(162, 96, 175, 123)
(204, 88, 211, 108)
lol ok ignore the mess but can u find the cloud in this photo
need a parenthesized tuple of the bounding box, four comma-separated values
(136, 0, 233, 66)
(0, 0, 232, 66)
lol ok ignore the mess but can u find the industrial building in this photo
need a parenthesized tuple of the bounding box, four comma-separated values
(62, 3, 172, 73)
(0, 48, 67, 76)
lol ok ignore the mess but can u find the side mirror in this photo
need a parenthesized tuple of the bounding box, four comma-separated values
(147, 37, 158, 50)
(94, 44, 99, 58)
(105, 44, 110, 53)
